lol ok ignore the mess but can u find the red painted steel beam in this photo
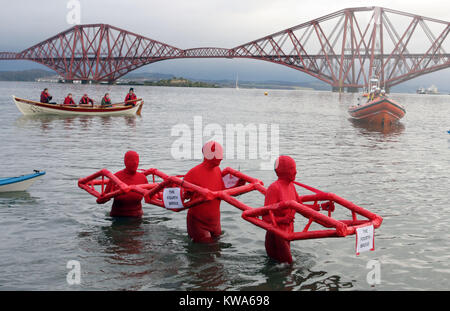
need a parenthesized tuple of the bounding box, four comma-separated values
(0, 7, 449, 88)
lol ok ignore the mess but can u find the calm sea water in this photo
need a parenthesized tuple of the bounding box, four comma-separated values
(0, 81, 449, 291)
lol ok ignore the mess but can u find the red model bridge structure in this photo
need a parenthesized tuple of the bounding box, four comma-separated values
(78, 167, 383, 242)
(1, 6, 449, 90)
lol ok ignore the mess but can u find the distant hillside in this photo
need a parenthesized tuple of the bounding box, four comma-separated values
(119, 77, 219, 88)
(121, 72, 175, 81)
(0, 69, 55, 81)
(196, 78, 330, 91)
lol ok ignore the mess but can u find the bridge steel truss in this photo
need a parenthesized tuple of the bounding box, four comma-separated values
(1, 7, 449, 89)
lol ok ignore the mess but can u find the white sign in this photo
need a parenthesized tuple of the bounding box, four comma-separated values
(356, 224, 375, 255)
(222, 174, 240, 189)
(163, 187, 184, 210)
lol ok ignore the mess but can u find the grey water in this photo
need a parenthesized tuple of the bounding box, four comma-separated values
(0, 81, 449, 291)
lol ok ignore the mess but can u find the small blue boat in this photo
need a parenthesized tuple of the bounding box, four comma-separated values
(0, 170, 45, 193)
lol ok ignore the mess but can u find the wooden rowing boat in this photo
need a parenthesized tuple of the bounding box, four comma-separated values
(12, 96, 144, 116)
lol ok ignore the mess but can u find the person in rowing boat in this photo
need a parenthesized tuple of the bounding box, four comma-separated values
(183, 141, 225, 243)
(79, 94, 95, 107)
(63, 93, 76, 106)
(101, 93, 112, 108)
(263, 155, 299, 264)
(124, 88, 137, 106)
(97, 150, 148, 217)
(40, 88, 55, 104)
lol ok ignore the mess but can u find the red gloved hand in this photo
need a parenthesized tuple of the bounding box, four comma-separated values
(320, 201, 335, 212)
(96, 195, 110, 204)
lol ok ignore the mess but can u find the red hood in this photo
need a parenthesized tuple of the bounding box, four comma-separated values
(124, 150, 139, 174)
(274, 155, 297, 182)
(202, 141, 223, 168)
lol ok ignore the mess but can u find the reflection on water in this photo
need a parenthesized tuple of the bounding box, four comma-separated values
(15, 114, 137, 132)
(101, 217, 145, 257)
(298, 274, 353, 291)
(349, 118, 405, 135)
(0, 191, 38, 204)
(124, 116, 137, 128)
(238, 250, 354, 291)
(183, 241, 228, 290)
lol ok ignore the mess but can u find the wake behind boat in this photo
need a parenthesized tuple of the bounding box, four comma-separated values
(12, 96, 144, 116)
(0, 170, 45, 193)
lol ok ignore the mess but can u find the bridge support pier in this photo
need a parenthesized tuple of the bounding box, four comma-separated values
(332, 86, 344, 92)
(332, 86, 359, 93)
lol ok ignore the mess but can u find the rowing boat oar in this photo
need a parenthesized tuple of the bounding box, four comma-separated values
(136, 101, 144, 116)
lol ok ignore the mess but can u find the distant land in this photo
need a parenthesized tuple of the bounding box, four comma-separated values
(202, 79, 328, 91)
(0, 69, 55, 81)
(121, 76, 220, 88)
(0, 69, 329, 90)
(120, 72, 328, 90)
(0, 69, 448, 94)
(123, 72, 175, 81)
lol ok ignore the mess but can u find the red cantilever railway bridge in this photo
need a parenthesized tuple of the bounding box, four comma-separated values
(1, 6, 449, 91)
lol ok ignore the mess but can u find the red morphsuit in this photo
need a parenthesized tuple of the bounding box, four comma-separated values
(101, 151, 148, 217)
(184, 141, 225, 243)
(263, 155, 299, 264)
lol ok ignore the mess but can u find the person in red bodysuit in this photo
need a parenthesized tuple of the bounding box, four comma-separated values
(263, 155, 299, 264)
(184, 141, 225, 243)
(98, 150, 148, 217)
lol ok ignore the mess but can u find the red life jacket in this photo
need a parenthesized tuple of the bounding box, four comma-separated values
(40, 91, 50, 103)
(102, 96, 111, 105)
(63, 97, 75, 106)
(125, 93, 137, 103)
(79, 96, 93, 105)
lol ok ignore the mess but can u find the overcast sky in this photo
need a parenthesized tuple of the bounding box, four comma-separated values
(0, 0, 449, 86)
(1, 0, 449, 49)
